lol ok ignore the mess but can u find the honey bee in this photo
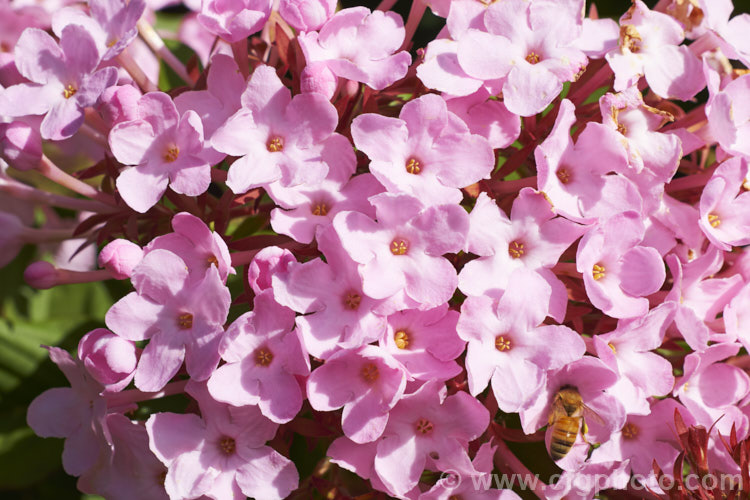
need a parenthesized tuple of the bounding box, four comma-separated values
(547, 385, 603, 461)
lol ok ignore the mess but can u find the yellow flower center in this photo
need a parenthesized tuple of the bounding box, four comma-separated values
(525, 51, 541, 64)
(343, 291, 362, 310)
(177, 313, 193, 330)
(621, 24, 643, 53)
(390, 239, 408, 255)
(312, 202, 329, 216)
(207, 254, 219, 267)
(361, 363, 380, 383)
(405, 157, 422, 175)
(708, 213, 721, 228)
(495, 335, 512, 352)
(394, 330, 410, 349)
(508, 240, 525, 259)
(267, 136, 284, 152)
(622, 422, 639, 440)
(62, 84, 77, 99)
(416, 418, 434, 435)
(164, 146, 180, 163)
(592, 263, 606, 281)
(556, 167, 572, 185)
(219, 436, 236, 455)
(255, 348, 274, 366)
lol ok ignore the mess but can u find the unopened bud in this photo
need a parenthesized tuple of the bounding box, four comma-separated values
(0, 121, 42, 171)
(78, 328, 137, 391)
(300, 62, 337, 100)
(279, 0, 336, 32)
(98, 239, 144, 279)
(248, 246, 297, 294)
(24, 261, 58, 289)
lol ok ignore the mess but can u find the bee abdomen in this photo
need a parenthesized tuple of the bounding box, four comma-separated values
(550, 418, 579, 460)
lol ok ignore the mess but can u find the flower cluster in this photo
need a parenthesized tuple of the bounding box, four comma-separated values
(4, 0, 750, 498)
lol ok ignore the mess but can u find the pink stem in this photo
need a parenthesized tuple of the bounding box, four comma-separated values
(106, 380, 189, 407)
(376, 0, 399, 11)
(38, 156, 117, 206)
(52, 268, 113, 285)
(138, 19, 195, 85)
(0, 178, 116, 213)
(232, 39, 250, 79)
(491, 176, 538, 194)
(116, 49, 159, 92)
(400, 0, 427, 51)
(665, 172, 713, 193)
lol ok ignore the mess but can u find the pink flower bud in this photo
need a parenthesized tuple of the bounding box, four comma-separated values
(300, 61, 337, 100)
(97, 85, 142, 128)
(98, 239, 144, 280)
(0, 121, 42, 171)
(279, 0, 336, 32)
(78, 328, 137, 391)
(248, 246, 296, 294)
(24, 261, 58, 289)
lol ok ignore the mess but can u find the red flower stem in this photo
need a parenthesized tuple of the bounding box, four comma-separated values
(665, 172, 713, 193)
(106, 380, 189, 407)
(138, 19, 196, 85)
(38, 156, 117, 206)
(116, 49, 159, 92)
(492, 437, 547, 499)
(51, 268, 113, 285)
(487, 175, 538, 194)
(232, 39, 250, 79)
(0, 178, 117, 213)
(376, 0, 399, 11)
(400, 0, 427, 51)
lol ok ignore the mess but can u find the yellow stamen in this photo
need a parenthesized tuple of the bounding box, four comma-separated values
(390, 239, 408, 255)
(267, 136, 284, 152)
(621, 24, 643, 53)
(207, 254, 219, 267)
(361, 363, 379, 383)
(707, 213, 721, 228)
(556, 168, 571, 185)
(608, 342, 617, 354)
(525, 51, 541, 64)
(622, 422, 639, 440)
(394, 330, 409, 349)
(164, 146, 180, 163)
(495, 335, 512, 352)
(312, 202, 329, 216)
(415, 418, 434, 434)
(508, 241, 525, 259)
(592, 263, 606, 281)
(177, 313, 193, 329)
(255, 348, 274, 366)
(343, 291, 361, 310)
(405, 157, 422, 175)
(62, 84, 77, 99)
(219, 436, 236, 455)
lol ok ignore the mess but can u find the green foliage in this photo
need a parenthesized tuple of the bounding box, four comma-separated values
(0, 248, 117, 499)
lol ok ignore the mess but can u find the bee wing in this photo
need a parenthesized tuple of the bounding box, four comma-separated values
(547, 396, 567, 425)
(581, 403, 606, 426)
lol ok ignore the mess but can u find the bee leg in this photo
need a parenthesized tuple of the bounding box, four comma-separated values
(581, 418, 592, 445)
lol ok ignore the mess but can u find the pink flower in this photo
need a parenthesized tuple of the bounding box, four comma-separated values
(459, 190, 586, 321)
(52, 0, 147, 60)
(379, 304, 465, 382)
(444, 88, 521, 149)
(457, 268, 585, 413)
(592, 303, 676, 415)
(0, 25, 117, 140)
(207, 290, 309, 423)
(674, 342, 750, 438)
(27, 346, 110, 476)
(307, 345, 407, 443)
(698, 157, 750, 250)
(145, 212, 235, 284)
(535, 99, 642, 223)
(197, 0, 272, 42)
(109, 92, 211, 213)
(146, 381, 298, 500)
(705, 71, 750, 158)
(332, 193, 469, 310)
(279, 0, 336, 32)
(105, 249, 231, 391)
(351, 93, 494, 205)
(521, 356, 626, 471)
(330, 380, 489, 497)
(451, 0, 588, 115)
(576, 211, 665, 318)
(211, 65, 343, 194)
(298, 7, 411, 90)
(595, 398, 694, 478)
(272, 225, 387, 359)
(82, 414, 168, 500)
(78, 328, 137, 393)
(605, 0, 704, 100)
